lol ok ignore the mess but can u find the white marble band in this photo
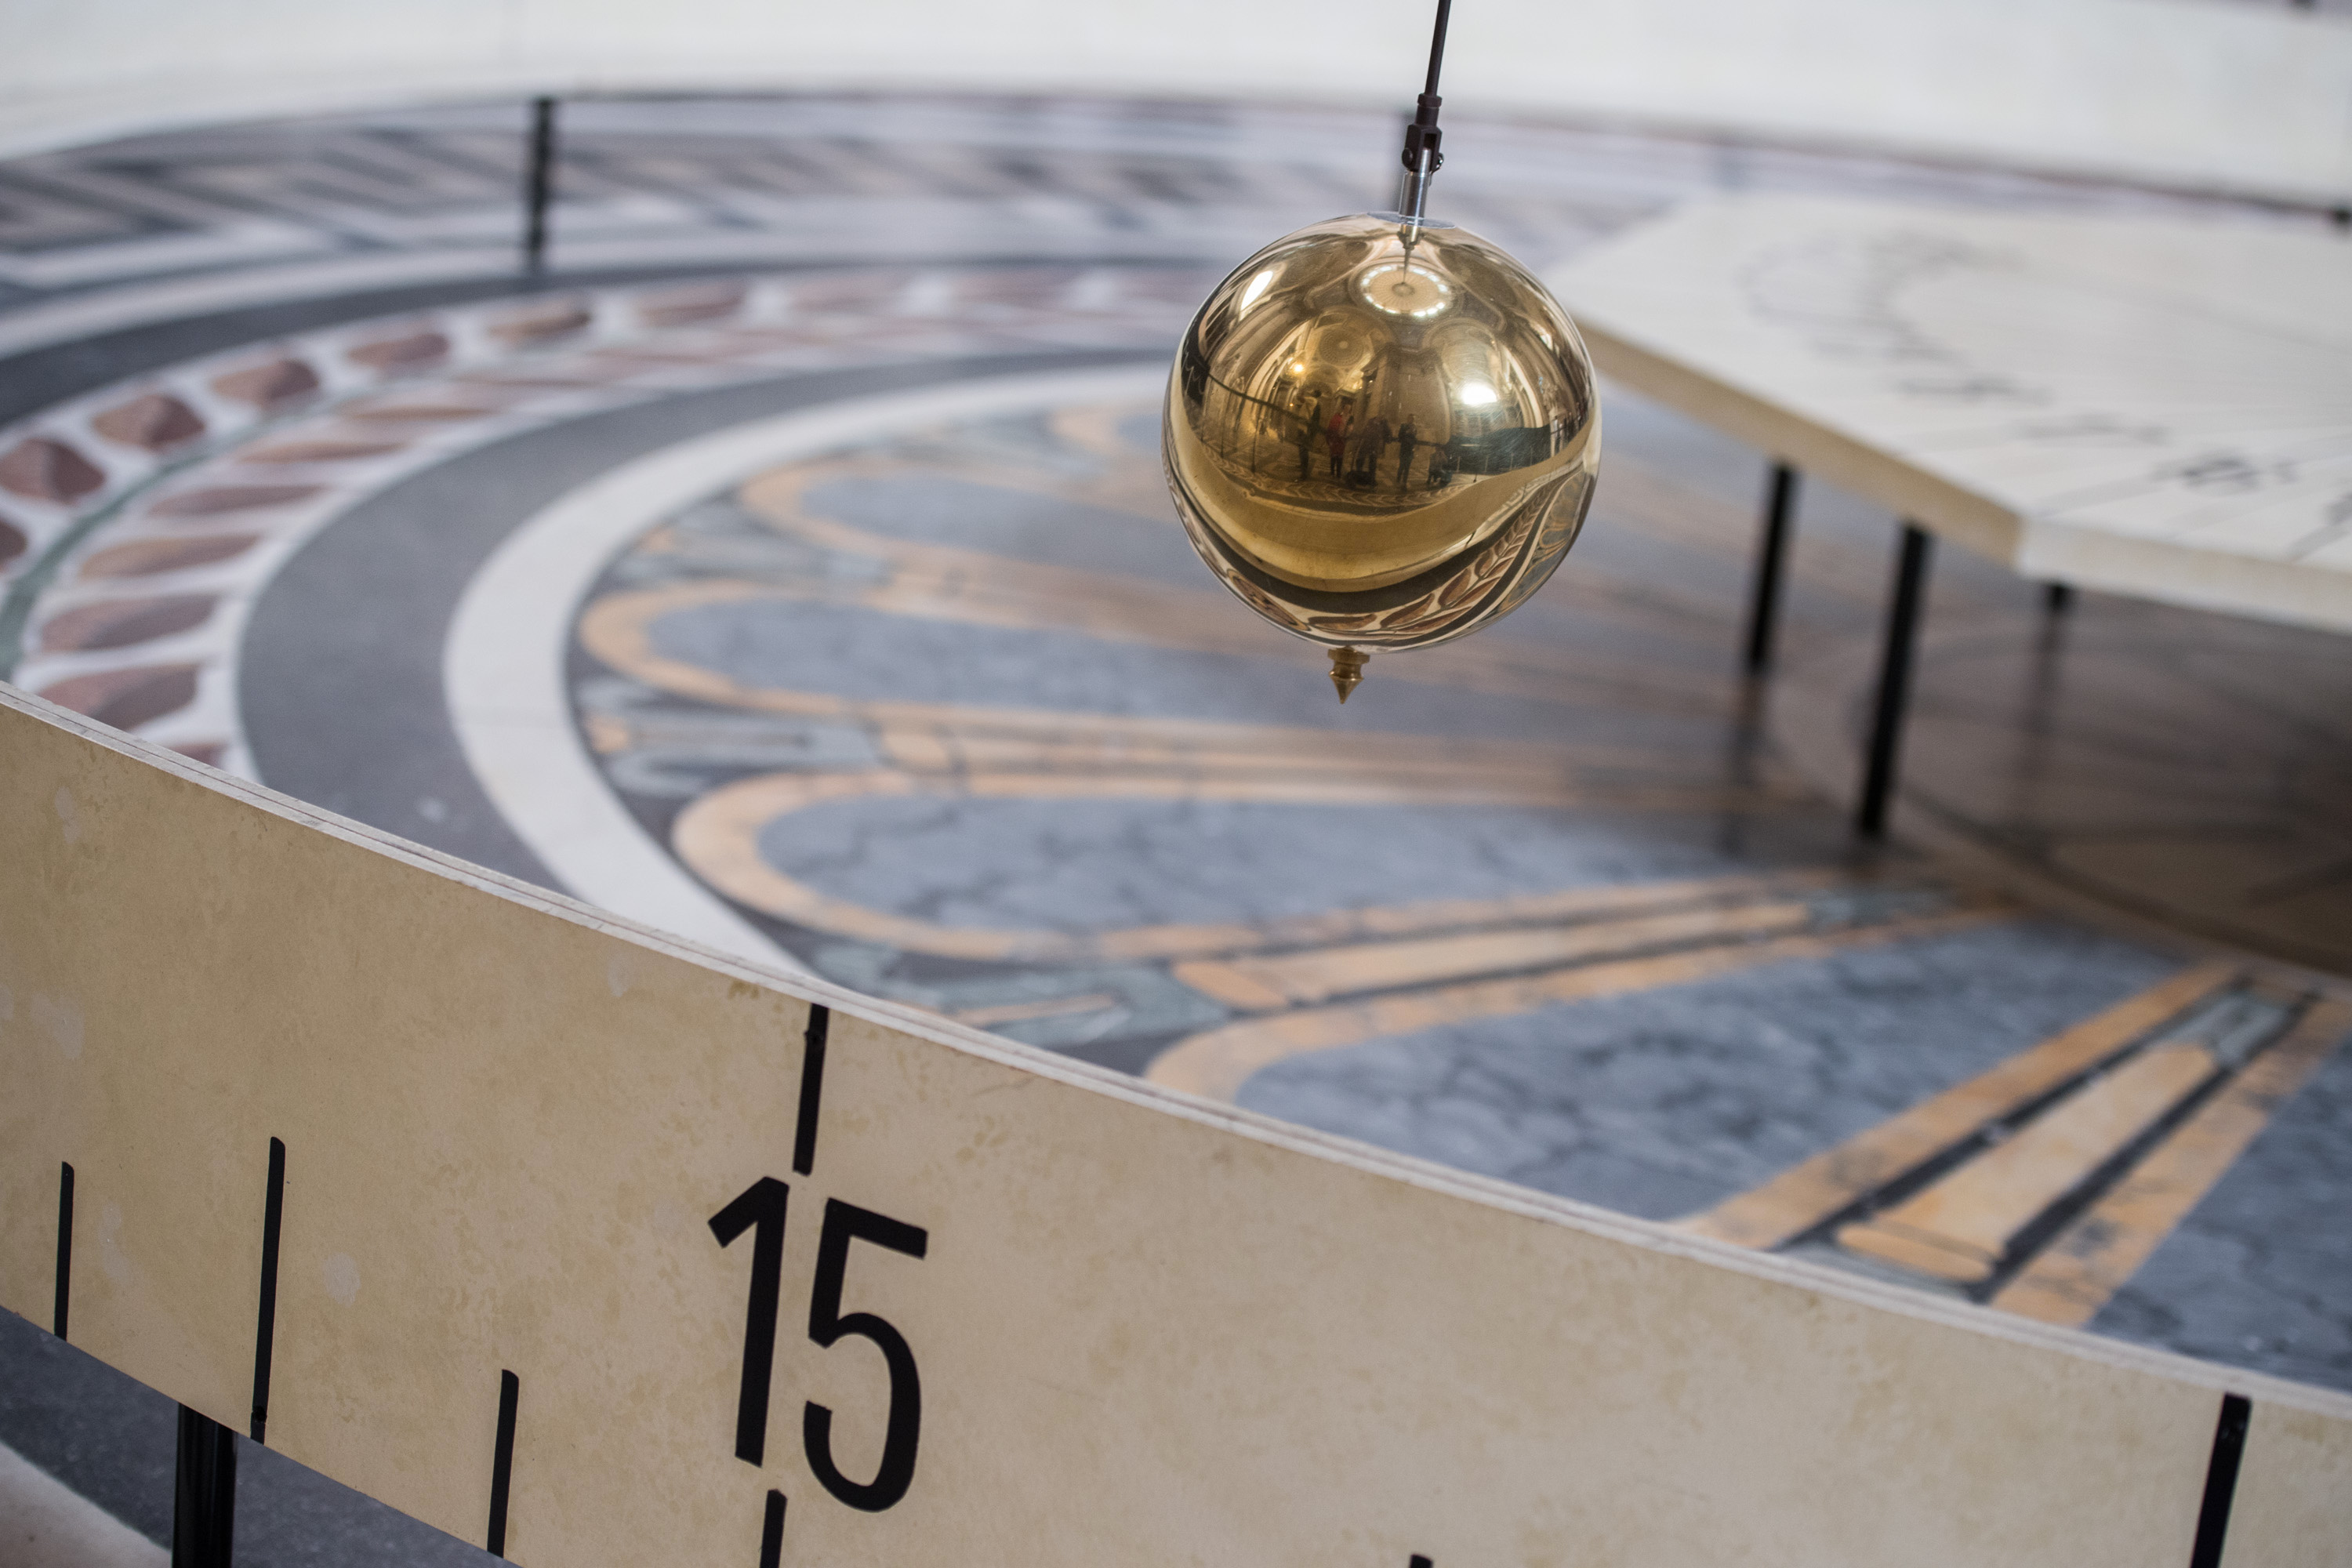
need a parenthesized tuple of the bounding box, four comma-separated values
(445, 362, 1171, 975)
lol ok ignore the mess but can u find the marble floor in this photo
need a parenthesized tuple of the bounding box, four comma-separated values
(539, 382, 2352, 1360)
(2, 92, 2349, 1565)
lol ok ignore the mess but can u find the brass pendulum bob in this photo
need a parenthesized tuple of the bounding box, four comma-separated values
(1329, 645, 1368, 703)
(1159, 0, 1600, 703)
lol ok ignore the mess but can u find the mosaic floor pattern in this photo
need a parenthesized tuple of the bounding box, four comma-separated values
(549, 387, 2352, 1392)
(1, 106, 2348, 1560)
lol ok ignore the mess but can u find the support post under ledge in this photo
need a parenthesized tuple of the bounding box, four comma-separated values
(1742, 462, 1798, 675)
(1857, 522, 1933, 839)
(173, 1406, 238, 1568)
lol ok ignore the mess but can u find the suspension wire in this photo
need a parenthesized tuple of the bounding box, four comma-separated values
(1423, 0, 1452, 98)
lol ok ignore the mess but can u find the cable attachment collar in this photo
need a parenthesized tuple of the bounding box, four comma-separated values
(1400, 93, 1444, 178)
(1394, 0, 1452, 225)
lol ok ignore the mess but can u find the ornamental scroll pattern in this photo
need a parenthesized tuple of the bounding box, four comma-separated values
(1171, 466, 1577, 651)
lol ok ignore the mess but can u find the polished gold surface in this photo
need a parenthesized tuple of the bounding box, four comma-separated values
(1163, 212, 1600, 690)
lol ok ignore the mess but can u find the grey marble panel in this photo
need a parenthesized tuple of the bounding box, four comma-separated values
(2089, 1030, 2352, 1393)
(755, 794, 1857, 935)
(800, 470, 1207, 586)
(644, 597, 1722, 746)
(1236, 919, 2185, 1222)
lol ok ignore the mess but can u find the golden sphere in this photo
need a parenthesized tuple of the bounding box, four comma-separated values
(1163, 212, 1600, 699)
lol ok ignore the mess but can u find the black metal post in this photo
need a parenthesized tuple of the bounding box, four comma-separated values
(2189, 1394, 2251, 1568)
(521, 96, 559, 276)
(487, 1370, 520, 1556)
(173, 1406, 238, 1568)
(2042, 581, 2073, 615)
(53, 1162, 72, 1338)
(249, 1138, 285, 1443)
(1857, 523, 1933, 839)
(1742, 462, 1798, 673)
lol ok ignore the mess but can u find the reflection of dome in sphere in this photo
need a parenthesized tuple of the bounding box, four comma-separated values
(1356, 262, 1454, 319)
(1305, 321, 1371, 371)
(1162, 212, 1600, 659)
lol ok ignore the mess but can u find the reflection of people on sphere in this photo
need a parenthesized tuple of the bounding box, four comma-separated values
(1295, 403, 1317, 481)
(1326, 404, 1352, 478)
(1428, 441, 1457, 489)
(1396, 419, 1417, 491)
(1356, 413, 1390, 488)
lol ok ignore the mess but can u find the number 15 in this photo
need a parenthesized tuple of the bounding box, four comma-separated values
(710, 1181, 929, 1512)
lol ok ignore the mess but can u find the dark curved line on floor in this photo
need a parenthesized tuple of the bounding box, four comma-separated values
(238, 347, 1163, 890)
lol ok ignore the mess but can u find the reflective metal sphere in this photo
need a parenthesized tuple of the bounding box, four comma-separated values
(1163, 212, 1600, 699)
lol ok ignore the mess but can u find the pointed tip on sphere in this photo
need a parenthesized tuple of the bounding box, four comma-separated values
(1163, 212, 1600, 659)
(1328, 644, 1367, 702)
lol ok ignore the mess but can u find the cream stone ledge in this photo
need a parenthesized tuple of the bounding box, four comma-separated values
(0, 0, 2347, 205)
(1549, 194, 2352, 635)
(9, 677, 2352, 1566)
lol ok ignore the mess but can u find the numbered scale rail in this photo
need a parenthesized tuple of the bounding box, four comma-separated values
(2, 684, 2347, 1567)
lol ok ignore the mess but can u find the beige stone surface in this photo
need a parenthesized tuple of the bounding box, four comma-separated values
(1552, 196, 2352, 634)
(1, 684, 2347, 1566)
(2231, 1402, 2352, 1567)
